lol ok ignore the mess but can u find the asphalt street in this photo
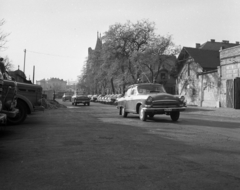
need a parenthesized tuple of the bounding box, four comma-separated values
(0, 100, 240, 190)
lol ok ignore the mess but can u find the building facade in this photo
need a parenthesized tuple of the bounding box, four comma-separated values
(219, 45, 240, 108)
(177, 40, 239, 107)
(36, 78, 67, 92)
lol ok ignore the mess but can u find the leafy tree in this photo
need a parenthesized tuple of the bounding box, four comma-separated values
(78, 19, 180, 95)
(103, 19, 155, 91)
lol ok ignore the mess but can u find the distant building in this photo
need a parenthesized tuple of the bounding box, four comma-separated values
(36, 78, 67, 91)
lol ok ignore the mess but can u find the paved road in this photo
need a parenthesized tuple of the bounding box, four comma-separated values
(0, 100, 240, 190)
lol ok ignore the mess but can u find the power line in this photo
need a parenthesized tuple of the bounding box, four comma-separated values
(27, 50, 76, 58)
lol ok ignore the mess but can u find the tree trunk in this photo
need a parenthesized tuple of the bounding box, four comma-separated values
(110, 77, 115, 94)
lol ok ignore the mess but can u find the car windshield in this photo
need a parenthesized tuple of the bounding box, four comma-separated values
(76, 92, 85, 96)
(137, 84, 166, 94)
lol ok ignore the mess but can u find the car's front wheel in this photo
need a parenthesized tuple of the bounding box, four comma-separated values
(122, 107, 128, 118)
(170, 111, 180, 122)
(139, 105, 147, 121)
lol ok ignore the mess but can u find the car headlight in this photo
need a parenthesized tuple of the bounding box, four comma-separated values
(180, 96, 185, 102)
(146, 96, 153, 104)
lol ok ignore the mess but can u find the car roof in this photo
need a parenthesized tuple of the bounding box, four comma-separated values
(127, 83, 163, 89)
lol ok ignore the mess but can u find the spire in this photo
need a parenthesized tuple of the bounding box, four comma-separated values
(95, 31, 102, 51)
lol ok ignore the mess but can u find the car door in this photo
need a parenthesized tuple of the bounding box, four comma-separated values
(124, 88, 132, 112)
(129, 87, 137, 113)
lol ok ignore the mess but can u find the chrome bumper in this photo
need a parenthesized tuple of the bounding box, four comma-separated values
(143, 107, 186, 112)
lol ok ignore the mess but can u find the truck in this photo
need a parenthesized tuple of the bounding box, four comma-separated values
(0, 57, 44, 125)
(0, 73, 7, 125)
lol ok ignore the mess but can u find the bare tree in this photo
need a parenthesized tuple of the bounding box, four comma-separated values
(135, 35, 180, 83)
(0, 19, 9, 51)
(3, 56, 14, 71)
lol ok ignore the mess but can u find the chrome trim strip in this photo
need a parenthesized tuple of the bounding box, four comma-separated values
(143, 107, 186, 111)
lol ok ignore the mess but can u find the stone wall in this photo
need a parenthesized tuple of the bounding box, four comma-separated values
(219, 45, 240, 107)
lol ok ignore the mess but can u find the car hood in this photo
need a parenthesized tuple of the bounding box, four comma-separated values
(73, 95, 88, 98)
(150, 93, 179, 101)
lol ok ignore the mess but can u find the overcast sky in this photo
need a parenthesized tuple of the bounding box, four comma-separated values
(1, 0, 240, 83)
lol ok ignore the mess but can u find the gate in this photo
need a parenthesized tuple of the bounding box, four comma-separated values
(234, 78, 240, 109)
(226, 79, 234, 108)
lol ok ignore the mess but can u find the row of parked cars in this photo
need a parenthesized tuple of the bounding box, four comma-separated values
(62, 93, 122, 105)
(87, 94, 122, 104)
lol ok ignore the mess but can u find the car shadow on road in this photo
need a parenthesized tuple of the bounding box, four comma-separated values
(122, 114, 240, 129)
(184, 107, 215, 113)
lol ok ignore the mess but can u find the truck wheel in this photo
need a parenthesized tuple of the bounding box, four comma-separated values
(7, 101, 27, 125)
(170, 111, 180, 122)
(139, 105, 147, 121)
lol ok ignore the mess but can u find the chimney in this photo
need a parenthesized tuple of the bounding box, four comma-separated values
(222, 40, 229, 44)
(196, 43, 200, 48)
(236, 41, 239, 45)
(210, 39, 215, 42)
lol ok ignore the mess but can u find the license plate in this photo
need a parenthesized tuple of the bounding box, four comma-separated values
(164, 108, 172, 111)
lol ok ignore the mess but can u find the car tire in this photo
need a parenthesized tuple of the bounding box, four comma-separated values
(122, 107, 128, 118)
(87, 102, 90, 106)
(139, 105, 147, 121)
(119, 107, 122, 115)
(7, 100, 27, 125)
(170, 111, 180, 122)
(74, 99, 77, 106)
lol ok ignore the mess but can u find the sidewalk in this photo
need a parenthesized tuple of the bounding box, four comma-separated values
(185, 106, 240, 118)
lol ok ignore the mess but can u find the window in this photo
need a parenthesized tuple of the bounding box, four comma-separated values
(161, 73, 166, 80)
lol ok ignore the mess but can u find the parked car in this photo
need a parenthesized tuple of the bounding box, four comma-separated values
(117, 83, 186, 122)
(91, 94, 98, 102)
(62, 93, 72, 102)
(71, 92, 90, 106)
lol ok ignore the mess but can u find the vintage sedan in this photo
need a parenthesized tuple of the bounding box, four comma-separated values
(71, 92, 90, 106)
(117, 83, 186, 121)
(62, 93, 72, 102)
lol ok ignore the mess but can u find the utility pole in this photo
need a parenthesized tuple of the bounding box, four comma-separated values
(23, 49, 26, 73)
(32, 65, 35, 84)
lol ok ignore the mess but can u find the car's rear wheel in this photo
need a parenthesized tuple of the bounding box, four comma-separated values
(170, 111, 180, 122)
(139, 105, 147, 121)
(74, 99, 77, 106)
(122, 107, 128, 118)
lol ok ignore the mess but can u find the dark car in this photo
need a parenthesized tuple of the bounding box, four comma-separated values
(62, 93, 72, 102)
(117, 83, 186, 121)
(71, 91, 90, 106)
